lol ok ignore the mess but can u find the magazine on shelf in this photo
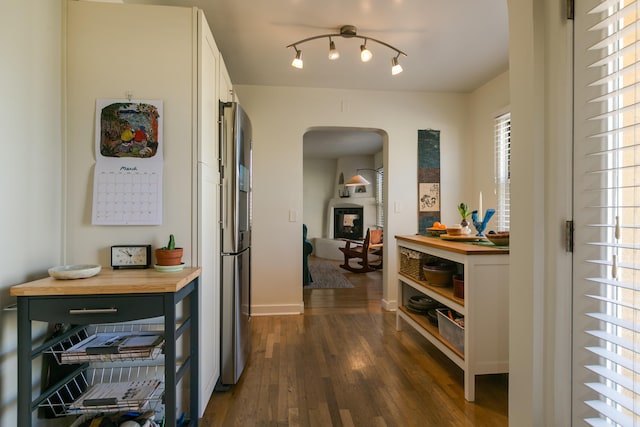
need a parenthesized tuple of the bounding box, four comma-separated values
(69, 379, 162, 412)
(60, 332, 164, 363)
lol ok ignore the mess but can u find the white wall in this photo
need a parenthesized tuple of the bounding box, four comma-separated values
(0, 1, 63, 425)
(507, 0, 573, 424)
(469, 71, 510, 217)
(302, 158, 336, 240)
(234, 85, 470, 314)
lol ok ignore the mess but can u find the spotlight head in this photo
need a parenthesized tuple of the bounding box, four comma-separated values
(328, 39, 340, 60)
(360, 44, 372, 62)
(292, 48, 303, 69)
(391, 56, 403, 75)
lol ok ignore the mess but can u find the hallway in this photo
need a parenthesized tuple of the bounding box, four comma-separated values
(202, 258, 508, 426)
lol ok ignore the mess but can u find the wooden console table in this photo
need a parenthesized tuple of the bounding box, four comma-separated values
(10, 267, 201, 426)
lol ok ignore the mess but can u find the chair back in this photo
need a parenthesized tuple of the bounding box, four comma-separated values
(370, 229, 383, 245)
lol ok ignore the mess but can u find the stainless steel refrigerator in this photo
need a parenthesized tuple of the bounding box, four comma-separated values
(219, 101, 252, 386)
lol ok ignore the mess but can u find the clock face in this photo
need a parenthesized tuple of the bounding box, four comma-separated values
(111, 245, 151, 269)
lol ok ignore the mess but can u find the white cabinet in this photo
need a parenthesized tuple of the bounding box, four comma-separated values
(195, 9, 222, 410)
(219, 55, 234, 103)
(395, 235, 509, 401)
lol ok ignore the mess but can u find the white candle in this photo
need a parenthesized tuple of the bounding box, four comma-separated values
(479, 191, 483, 222)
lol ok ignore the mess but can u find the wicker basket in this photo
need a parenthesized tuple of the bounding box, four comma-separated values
(399, 248, 428, 280)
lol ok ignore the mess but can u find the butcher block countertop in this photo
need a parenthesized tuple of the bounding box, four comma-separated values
(10, 267, 201, 297)
(395, 234, 509, 255)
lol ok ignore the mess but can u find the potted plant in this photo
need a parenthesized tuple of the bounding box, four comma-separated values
(155, 234, 183, 266)
(457, 203, 471, 227)
(457, 203, 473, 234)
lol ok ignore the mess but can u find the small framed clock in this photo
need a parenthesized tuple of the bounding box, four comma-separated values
(111, 245, 152, 269)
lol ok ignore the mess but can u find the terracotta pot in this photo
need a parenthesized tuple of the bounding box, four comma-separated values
(155, 248, 183, 266)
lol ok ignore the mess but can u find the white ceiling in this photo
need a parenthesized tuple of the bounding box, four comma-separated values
(125, 0, 509, 157)
(303, 128, 383, 159)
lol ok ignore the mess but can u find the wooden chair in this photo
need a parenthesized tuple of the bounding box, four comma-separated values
(339, 228, 383, 273)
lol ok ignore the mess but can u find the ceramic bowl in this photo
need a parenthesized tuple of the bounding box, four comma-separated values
(422, 263, 455, 287)
(48, 264, 101, 280)
(446, 225, 463, 236)
(486, 232, 510, 246)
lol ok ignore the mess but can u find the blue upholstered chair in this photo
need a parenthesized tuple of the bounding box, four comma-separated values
(303, 224, 313, 286)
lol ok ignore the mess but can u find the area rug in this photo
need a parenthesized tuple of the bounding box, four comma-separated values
(306, 259, 354, 289)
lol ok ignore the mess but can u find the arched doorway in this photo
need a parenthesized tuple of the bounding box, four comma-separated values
(302, 126, 387, 290)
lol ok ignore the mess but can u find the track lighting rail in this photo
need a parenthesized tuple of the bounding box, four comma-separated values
(286, 25, 406, 74)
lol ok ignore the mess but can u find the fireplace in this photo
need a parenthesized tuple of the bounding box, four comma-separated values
(334, 207, 364, 240)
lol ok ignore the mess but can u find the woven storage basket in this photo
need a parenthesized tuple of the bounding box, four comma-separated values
(399, 248, 428, 280)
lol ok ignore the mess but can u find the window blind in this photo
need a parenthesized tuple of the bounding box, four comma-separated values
(494, 112, 511, 231)
(575, 1, 640, 425)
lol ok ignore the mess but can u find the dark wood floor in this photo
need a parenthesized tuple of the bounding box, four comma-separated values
(201, 257, 508, 426)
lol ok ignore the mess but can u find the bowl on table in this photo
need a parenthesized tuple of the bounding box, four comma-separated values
(48, 264, 101, 279)
(426, 227, 447, 237)
(446, 225, 463, 236)
(422, 263, 455, 287)
(485, 231, 510, 246)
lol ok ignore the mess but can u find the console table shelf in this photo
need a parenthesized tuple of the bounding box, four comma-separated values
(10, 267, 201, 427)
(395, 235, 509, 401)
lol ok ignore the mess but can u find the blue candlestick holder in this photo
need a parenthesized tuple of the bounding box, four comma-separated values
(472, 209, 495, 237)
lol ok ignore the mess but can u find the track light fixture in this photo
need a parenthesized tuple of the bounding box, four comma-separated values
(287, 25, 406, 75)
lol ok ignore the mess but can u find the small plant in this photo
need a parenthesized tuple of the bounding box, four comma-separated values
(156, 234, 183, 266)
(161, 234, 176, 250)
(457, 203, 471, 220)
(458, 203, 471, 227)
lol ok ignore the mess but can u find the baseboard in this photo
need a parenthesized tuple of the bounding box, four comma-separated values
(381, 298, 397, 311)
(251, 303, 304, 316)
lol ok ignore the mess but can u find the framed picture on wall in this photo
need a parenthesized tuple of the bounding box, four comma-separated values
(419, 183, 440, 212)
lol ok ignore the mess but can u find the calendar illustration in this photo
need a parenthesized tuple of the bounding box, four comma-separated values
(92, 99, 163, 225)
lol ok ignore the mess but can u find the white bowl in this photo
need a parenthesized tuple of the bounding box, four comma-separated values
(48, 264, 101, 280)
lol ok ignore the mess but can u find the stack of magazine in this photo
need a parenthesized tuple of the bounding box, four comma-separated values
(69, 379, 162, 413)
(60, 332, 164, 363)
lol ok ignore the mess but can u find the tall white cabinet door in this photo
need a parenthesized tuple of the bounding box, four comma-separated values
(219, 56, 234, 103)
(195, 9, 221, 413)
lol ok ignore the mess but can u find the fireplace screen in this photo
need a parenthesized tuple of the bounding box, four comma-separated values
(334, 207, 363, 239)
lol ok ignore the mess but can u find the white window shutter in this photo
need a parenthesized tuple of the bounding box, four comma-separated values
(494, 112, 511, 231)
(574, 1, 640, 425)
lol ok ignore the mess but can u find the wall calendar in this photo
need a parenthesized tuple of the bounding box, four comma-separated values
(92, 98, 163, 225)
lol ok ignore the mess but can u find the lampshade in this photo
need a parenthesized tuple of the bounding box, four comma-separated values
(345, 174, 371, 186)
